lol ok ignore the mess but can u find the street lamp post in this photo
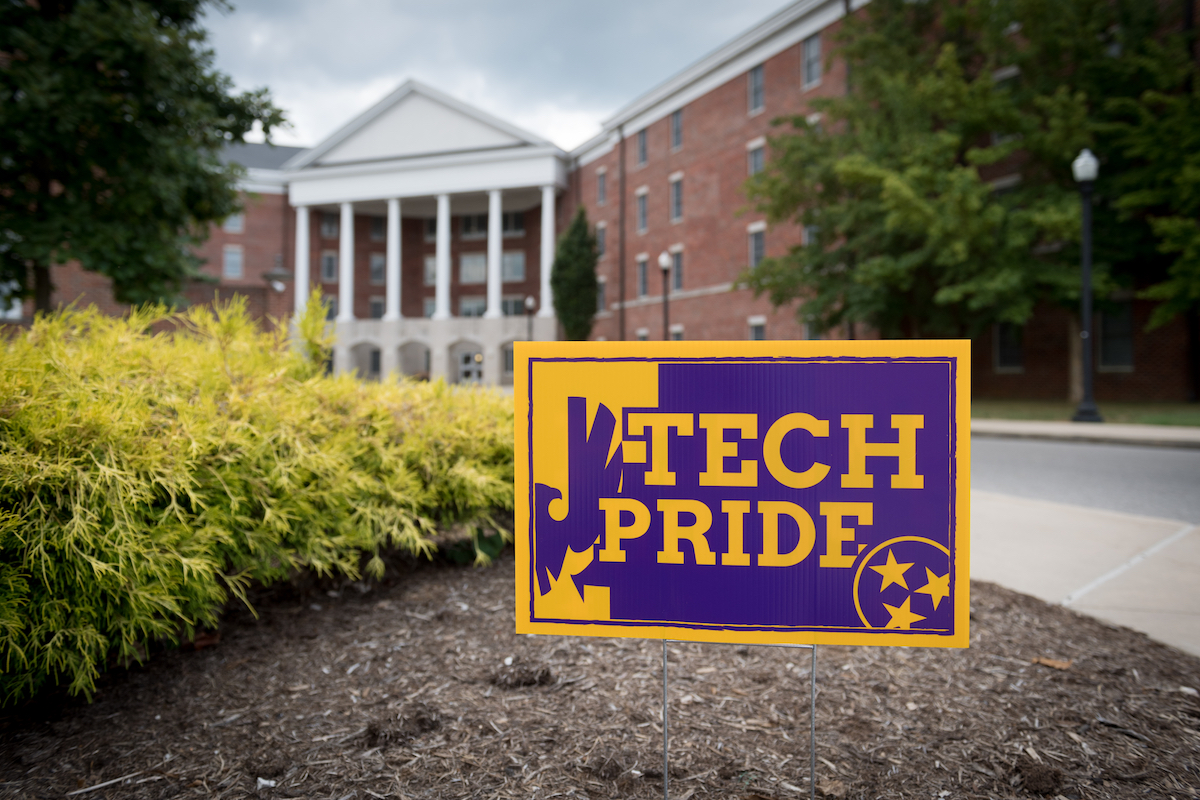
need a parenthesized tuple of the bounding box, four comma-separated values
(524, 295, 536, 341)
(658, 251, 671, 340)
(1071, 148, 1103, 423)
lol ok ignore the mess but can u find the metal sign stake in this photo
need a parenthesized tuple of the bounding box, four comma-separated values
(662, 640, 669, 800)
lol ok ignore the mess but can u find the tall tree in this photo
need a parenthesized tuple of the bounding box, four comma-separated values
(551, 207, 599, 341)
(0, 0, 284, 313)
(744, 0, 1195, 339)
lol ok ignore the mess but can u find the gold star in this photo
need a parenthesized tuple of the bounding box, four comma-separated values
(882, 596, 926, 630)
(914, 568, 950, 611)
(870, 549, 914, 591)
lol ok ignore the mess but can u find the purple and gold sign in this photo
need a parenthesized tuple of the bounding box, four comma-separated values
(514, 341, 970, 648)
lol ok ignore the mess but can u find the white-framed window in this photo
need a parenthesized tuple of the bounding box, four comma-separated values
(748, 145, 765, 176)
(502, 295, 525, 316)
(596, 223, 607, 258)
(637, 256, 648, 297)
(802, 33, 822, 88)
(0, 281, 22, 321)
(636, 327, 649, 342)
(636, 192, 648, 232)
(368, 348, 381, 377)
(325, 296, 338, 320)
(670, 109, 683, 150)
(597, 277, 607, 313)
(369, 296, 385, 319)
(424, 218, 437, 242)
(503, 211, 525, 236)
(222, 244, 244, 280)
(671, 250, 683, 291)
(222, 213, 244, 234)
(460, 253, 487, 284)
(461, 214, 487, 240)
(321, 250, 338, 283)
(670, 323, 684, 341)
(597, 168, 607, 205)
(749, 316, 767, 340)
(669, 177, 683, 222)
(802, 225, 819, 246)
(423, 297, 436, 318)
(994, 322, 1024, 373)
(369, 253, 386, 285)
(1099, 301, 1135, 371)
(749, 64, 764, 113)
(369, 216, 385, 241)
(459, 295, 487, 317)
(636, 128, 648, 165)
(321, 213, 339, 239)
(503, 342, 515, 374)
(748, 227, 766, 268)
(423, 255, 437, 286)
(502, 251, 526, 282)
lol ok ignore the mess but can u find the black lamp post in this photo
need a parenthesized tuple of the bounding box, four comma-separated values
(1071, 148, 1104, 423)
(524, 295, 536, 341)
(658, 251, 671, 340)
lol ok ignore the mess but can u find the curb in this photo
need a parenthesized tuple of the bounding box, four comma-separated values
(971, 419, 1200, 449)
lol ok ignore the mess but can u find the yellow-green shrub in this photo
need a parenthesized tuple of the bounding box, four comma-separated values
(0, 296, 514, 704)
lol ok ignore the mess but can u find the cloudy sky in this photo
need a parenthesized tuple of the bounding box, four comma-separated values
(202, 0, 789, 151)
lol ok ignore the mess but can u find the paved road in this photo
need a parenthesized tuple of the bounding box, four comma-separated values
(972, 437, 1200, 523)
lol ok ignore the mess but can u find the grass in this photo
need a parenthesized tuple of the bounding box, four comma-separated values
(972, 399, 1200, 426)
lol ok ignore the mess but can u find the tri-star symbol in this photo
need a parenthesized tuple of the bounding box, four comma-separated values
(882, 596, 926, 629)
(914, 567, 950, 610)
(870, 549, 914, 591)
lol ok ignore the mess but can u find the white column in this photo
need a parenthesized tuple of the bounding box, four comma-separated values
(538, 185, 556, 317)
(337, 202, 355, 322)
(433, 194, 451, 320)
(293, 206, 309, 316)
(384, 198, 401, 321)
(484, 189, 503, 318)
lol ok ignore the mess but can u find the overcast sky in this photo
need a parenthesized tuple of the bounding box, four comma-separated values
(202, 0, 789, 152)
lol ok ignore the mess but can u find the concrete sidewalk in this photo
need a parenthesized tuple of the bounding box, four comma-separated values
(971, 489, 1200, 657)
(972, 417, 1200, 448)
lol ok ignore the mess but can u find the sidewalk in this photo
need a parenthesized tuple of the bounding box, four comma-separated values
(972, 417, 1200, 448)
(971, 489, 1200, 657)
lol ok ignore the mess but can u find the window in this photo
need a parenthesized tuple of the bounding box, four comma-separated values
(369, 296, 385, 319)
(636, 328, 649, 342)
(502, 251, 525, 282)
(325, 296, 338, 320)
(802, 225, 819, 246)
(459, 296, 487, 317)
(670, 324, 683, 341)
(750, 323, 766, 340)
(994, 323, 1024, 372)
(596, 224, 607, 258)
(749, 64, 764, 113)
(802, 33, 822, 88)
(502, 296, 525, 316)
(321, 251, 338, 282)
(222, 213, 244, 234)
(637, 257, 648, 297)
(749, 229, 766, 268)
(461, 214, 487, 240)
(503, 343, 515, 374)
(423, 255, 437, 286)
(748, 146, 765, 176)
(1099, 301, 1134, 370)
(423, 297, 436, 318)
(670, 109, 683, 150)
(424, 218, 437, 241)
(460, 253, 487, 284)
(670, 178, 683, 222)
(369, 253, 386, 285)
(672, 251, 683, 291)
(637, 193, 648, 232)
(502, 211, 525, 236)
(222, 245, 244, 280)
(369, 348, 381, 377)
(597, 169, 607, 205)
(1, 280, 22, 320)
(321, 213, 339, 239)
(597, 279, 607, 313)
(370, 216, 385, 241)
(636, 128, 647, 165)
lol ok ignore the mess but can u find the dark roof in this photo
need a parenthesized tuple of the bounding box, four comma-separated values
(220, 142, 308, 170)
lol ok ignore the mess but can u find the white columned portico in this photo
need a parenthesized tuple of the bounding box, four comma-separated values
(538, 185, 555, 317)
(294, 206, 310, 316)
(433, 194, 451, 320)
(384, 198, 401, 321)
(337, 202, 355, 322)
(484, 189, 503, 319)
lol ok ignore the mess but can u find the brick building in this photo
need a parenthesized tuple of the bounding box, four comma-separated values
(9, 0, 1194, 400)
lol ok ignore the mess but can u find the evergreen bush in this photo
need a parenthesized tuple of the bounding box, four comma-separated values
(0, 296, 514, 704)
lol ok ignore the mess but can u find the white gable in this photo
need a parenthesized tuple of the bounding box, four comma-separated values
(317, 92, 523, 166)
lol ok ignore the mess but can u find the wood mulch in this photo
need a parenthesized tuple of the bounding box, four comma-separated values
(1, 550, 1198, 800)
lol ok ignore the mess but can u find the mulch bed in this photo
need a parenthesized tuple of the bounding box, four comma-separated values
(2, 550, 1198, 800)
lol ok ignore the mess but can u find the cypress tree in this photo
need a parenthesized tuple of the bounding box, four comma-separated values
(551, 207, 599, 341)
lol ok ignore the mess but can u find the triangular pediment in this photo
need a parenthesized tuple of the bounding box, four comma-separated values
(289, 80, 550, 170)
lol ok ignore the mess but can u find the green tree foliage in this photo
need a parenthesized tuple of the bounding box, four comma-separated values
(745, 0, 1197, 338)
(0, 0, 284, 312)
(0, 296, 514, 704)
(551, 207, 599, 340)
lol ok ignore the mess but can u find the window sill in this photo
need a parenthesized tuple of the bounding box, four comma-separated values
(748, 107, 765, 118)
(802, 78, 822, 93)
(1098, 365, 1134, 373)
(993, 367, 1025, 375)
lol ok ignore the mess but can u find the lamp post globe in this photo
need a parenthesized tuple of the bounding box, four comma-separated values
(1071, 148, 1103, 423)
(524, 295, 536, 342)
(658, 251, 672, 341)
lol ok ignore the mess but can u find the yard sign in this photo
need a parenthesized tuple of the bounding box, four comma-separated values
(514, 341, 970, 648)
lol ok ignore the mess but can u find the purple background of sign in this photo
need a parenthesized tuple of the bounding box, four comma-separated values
(532, 358, 957, 635)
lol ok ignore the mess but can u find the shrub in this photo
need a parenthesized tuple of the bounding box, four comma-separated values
(0, 296, 514, 704)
